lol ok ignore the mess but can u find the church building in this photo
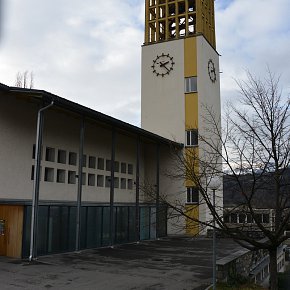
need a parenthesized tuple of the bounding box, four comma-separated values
(0, 0, 221, 258)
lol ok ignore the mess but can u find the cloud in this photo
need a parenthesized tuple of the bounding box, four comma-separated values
(0, 0, 144, 125)
(0, 0, 289, 125)
(216, 0, 290, 106)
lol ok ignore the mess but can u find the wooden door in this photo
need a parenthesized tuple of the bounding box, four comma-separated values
(0, 205, 24, 258)
(0, 218, 7, 256)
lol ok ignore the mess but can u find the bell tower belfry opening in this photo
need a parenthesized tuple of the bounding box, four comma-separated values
(145, 0, 215, 47)
(141, 0, 222, 235)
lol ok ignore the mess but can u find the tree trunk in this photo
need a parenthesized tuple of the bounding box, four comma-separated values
(269, 247, 278, 290)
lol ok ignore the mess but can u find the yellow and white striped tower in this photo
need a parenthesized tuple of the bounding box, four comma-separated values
(141, 0, 222, 235)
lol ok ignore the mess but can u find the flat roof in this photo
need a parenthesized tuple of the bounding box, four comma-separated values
(0, 83, 183, 147)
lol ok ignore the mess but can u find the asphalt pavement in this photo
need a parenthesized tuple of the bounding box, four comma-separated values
(0, 236, 242, 290)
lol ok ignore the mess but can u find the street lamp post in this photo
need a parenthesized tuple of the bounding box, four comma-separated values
(209, 177, 221, 290)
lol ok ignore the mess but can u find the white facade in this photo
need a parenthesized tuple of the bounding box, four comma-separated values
(141, 33, 223, 234)
(196, 35, 223, 227)
(0, 90, 183, 206)
(141, 39, 185, 144)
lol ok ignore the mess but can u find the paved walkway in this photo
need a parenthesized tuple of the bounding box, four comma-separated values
(0, 236, 242, 290)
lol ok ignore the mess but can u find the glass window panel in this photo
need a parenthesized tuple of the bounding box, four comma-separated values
(45, 147, 55, 162)
(60, 206, 69, 252)
(247, 213, 253, 223)
(57, 150, 66, 164)
(98, 158, 104, 170)
(121, 178, 126, 189)
(128, 179, 133, 190)
(114, 177, 119, 189)
(128, 207, 136, 242)
(128, 164, 133, 175)
(150, 207, 156, 239)
(57, 169, 66, 183)
(31, 165, 34, 180)
(69, 152, 77, 165)
(224, 214, 230, 223)
(185, 77, 197, 93)
(87, 207, 102, 248)
(140, 207, 150, 240)
(68, 171, 76, 184)
(102, 207, 110, 246)
(89, 156, 96, 169)
(106, 160, 111, 171)
(230, 213, 237, 223)
(114, 161, 119, 172)
(158, 206, 167, 237)
(36, 206, 49, 255)
(105, 176, 111, 188)
(48, 206, 62, 253)
(88, 174, 95, 186)
(32, 144, 36, 159)
(115, 207, 129, 244)
(68, 207, 77, 251)
(263, 214, 270, 224)
(82, 155, 87, 167)
(82, 173, 86, 186)
(255, 214, 262, 223)
(239, 213, 246, 223)
(80, 207, 87, 249)
(185, 130, 198, 146)
(186, 187, 199, 203)
(44, 167, 54, 182)
(121, 162, 126, 174)
(97, 175, 104, 187)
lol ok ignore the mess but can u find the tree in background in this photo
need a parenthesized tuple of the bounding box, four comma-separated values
(15, 71, 34, 89)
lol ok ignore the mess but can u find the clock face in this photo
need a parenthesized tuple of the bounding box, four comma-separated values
(208, 59, 217, 83)
(152, 53, 175, 77)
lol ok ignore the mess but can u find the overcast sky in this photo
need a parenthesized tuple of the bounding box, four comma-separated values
(0, 0, 290, 126)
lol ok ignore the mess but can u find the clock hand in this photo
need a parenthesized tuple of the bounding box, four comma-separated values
(163, 65, 170, 72)
(159, 61, 170, 72)
(160, 61, 169, 67)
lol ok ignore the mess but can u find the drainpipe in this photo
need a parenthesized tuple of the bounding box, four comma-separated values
(156, 143, 160, 239)
(75, 117, 85, 251)
(109, 128, 116, 246)
(135, 136, 140, 241)
(29, 101, 54, 261)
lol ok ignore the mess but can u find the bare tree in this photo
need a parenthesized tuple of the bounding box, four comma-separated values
(142, 70, 290, 290)
(15, 71, 34, 89)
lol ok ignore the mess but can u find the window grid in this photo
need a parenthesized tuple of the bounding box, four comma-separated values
(31, 145, 136, 190)
(185, 129, 198, 147)
(185, 76, 197, 93)
(186, 187, 199, 203)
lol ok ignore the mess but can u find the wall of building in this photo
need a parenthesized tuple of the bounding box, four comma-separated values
(0, 92, 37, 201)
(159, 145, 185, 235)
(0, 92, 169, 207)
(196, 35, 223, 227)
(141, 39, 185, 144)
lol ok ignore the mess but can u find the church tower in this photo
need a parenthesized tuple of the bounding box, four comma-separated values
(141, 0, 222, 235)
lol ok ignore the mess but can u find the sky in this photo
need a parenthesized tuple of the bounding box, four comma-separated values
(0, 0, 290, 126)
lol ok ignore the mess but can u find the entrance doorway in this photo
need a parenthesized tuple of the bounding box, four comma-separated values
(0, 205, 24, 258)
